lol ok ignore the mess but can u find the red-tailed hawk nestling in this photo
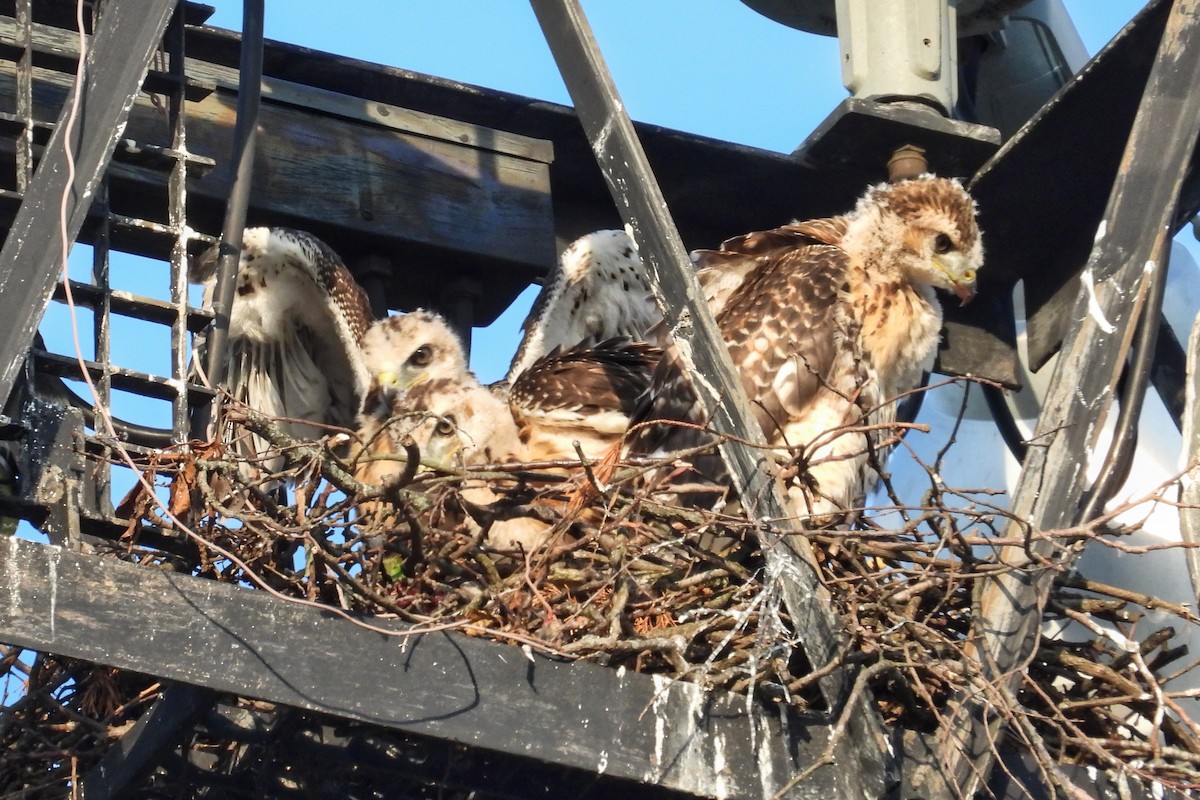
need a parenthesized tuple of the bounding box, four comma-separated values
(509, 337, 660, 464)
(354, 310, 477, 500)
(627, 175, 983, 522)
(356, 336, 657, 552)
(506, 230, 659, 382)
(190, 227, 373, 473)
(359, 310, 470, 396)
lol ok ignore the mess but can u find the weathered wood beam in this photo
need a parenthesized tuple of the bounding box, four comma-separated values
(528, 1, 895, 794)
(0, 536, 888, 799)
(941, 0, 1200, 793)
(0, 13, 557, 321)
(0, 0, 178, 408)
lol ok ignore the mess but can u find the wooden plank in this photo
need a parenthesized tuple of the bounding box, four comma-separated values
(940, 0, 1200, 793)
(0, 14, 557, 304)
(0, 14, 551, 164)
(0, 536, 884, 800)
(194, 17, 1020, 383)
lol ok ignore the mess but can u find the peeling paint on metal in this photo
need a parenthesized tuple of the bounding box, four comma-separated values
(6, 536, 20, 613)
(49, 546, 58, 639)
(754, 711, 777, 796)
(1081, 267, 1116, 334)
(712, 732, 729, 800)
(648, 674, 670, 779)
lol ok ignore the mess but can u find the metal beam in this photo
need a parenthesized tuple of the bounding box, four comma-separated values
(1178, 313, 1200, 603)
(0, 535, 875, 800)
(941, 0, 1200, 793)
(80, 683, 212, 800)
(0, 0, 179, 407)
(528, 1, 895, 794)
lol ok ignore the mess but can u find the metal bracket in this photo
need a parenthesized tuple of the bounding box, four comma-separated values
(18, 396, 86, 547)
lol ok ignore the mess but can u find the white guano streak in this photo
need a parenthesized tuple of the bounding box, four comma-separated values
(1081, 267, 1116, 334)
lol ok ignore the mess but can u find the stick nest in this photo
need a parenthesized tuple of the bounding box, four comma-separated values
(4, 390, 1200, 797)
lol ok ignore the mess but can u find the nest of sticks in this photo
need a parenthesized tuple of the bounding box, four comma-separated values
(4, 384, 1200, 797)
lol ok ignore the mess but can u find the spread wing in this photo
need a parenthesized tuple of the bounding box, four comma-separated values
(507, 230, 659, 381)
(509, 337, 660, 462)
(191, 227, 373, 464)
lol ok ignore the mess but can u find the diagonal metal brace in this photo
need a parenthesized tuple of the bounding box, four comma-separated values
(941, 0, 1200, 794)
(529, 1, 896, 793)
(0, 0, 180, 408)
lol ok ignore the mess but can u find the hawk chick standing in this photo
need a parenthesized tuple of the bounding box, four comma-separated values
(629, 175, 983, 522)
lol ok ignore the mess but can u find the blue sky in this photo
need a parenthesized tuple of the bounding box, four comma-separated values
(201, 2, 1146, 155)
(40, 2, 1166, 406)
(200, 2, 1162, 382)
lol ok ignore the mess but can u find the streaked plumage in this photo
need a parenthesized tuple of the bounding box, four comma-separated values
(359, 310, 469, 396)
(510, 338, 660, 463)
(506, 230, 659, 382)
(356, 339, 658, 552)
(628, 175, 983, 521)
(190, 227, 373, 472)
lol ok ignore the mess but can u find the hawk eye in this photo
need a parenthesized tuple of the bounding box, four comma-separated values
(933, 233, 954, 254)
(433, 415, 456, 437)
(409, 345, 433, 367)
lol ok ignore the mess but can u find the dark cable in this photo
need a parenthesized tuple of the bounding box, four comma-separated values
(190, 0, 265, 437)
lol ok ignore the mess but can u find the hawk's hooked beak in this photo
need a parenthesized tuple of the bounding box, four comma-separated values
(953, 280, 976, 306)
(933, 256, 977, 306)
(376, 370, 400, 387)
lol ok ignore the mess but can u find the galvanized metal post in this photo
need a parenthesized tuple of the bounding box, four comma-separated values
(1180, 315, 1200, 600)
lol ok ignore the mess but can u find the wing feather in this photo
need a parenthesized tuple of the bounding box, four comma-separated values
(507, 230, 659, 381)
(191, 228, 373, 471)
(510, 338, 660, 461)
